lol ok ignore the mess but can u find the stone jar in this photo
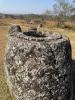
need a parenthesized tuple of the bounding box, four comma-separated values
(5, 25, 73, 100)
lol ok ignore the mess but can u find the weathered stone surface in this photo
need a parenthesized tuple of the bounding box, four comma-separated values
(5, 25, 73, 100)
(8, 25, 22, 35)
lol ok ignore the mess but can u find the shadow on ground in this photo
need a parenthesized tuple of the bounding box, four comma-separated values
(72, 59, 75, 100)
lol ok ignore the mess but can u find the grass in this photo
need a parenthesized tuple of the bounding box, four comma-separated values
(0, 18, 75, 100)
(0, 26, 13, 100)
(0, 65, 12, 100)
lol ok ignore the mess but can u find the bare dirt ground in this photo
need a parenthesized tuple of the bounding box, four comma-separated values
(0, 18, 75, 100)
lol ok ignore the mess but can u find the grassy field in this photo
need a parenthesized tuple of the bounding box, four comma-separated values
(0, 18, 75, 100)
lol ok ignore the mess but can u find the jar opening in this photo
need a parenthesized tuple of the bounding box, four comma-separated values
(23, 31, 46, 37)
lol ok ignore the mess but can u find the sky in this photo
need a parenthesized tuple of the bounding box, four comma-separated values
(0, 0, 73, 14)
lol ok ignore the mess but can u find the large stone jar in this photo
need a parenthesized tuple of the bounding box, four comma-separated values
(5, 25, 73, 100)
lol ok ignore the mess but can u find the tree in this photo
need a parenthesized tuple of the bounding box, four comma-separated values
(53, 0, 73, 16)
(71, 0, 75, 15)
(44, 10, 52, 16)
(53, 0, 73, 27)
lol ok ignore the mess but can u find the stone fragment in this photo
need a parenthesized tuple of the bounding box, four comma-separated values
(8, 25, 22, 35)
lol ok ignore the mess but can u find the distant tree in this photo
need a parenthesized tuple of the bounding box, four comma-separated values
(53, 0, 73, 16)
(73, 0, 75, 2)
(71, 0, 75, 15)
(53, 0, 73, 27)
(44, 10, 51, 15)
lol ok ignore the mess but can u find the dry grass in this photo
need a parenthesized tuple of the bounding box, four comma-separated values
(0, 26, 13, 100)
(0, 18, 75, 100)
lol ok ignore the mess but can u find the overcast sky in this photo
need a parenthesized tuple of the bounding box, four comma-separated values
(0, 0, 73, 14)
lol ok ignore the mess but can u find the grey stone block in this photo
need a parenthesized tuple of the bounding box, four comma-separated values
(4, 25, 73, 100)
